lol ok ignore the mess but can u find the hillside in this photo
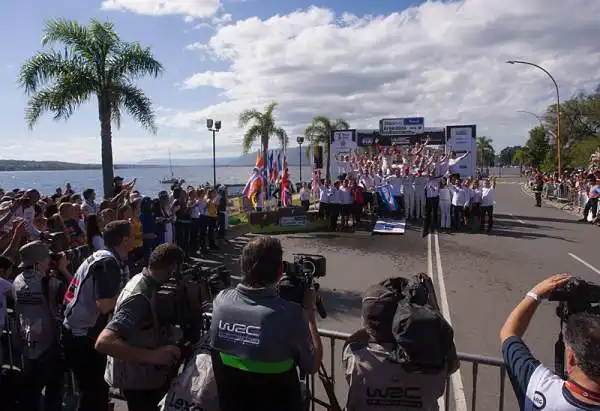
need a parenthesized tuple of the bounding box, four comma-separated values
(0, 160, 160, 172)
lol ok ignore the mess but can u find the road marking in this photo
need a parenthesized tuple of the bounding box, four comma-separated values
(509, 212, 526, 225)
(428, 235, 445, 410)
(431, 232, 468, 411)
(568, 253, 600, 276)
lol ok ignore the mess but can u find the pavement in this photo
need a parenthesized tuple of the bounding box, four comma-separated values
(111, 168, 600, 411)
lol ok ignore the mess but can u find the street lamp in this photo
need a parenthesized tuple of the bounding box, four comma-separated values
(506, 60, 561, 175)
(206, 119, 221, 187)
(296, 136, 305, 182)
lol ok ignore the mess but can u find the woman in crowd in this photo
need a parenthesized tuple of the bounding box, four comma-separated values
(33, 202, 47, 232)
(85, 214, 105, 251)
(100, 208, 115, 228)
(351, 179, 365, 225)
(217, 186, 228, 241)
(188, 189, 200, 253)
(299, 183, 311, 211)
(140, 197, 158, 264)
(196, 188, 208, 253)
(206, 189, 219, 250)
(129, 198, 145, 269)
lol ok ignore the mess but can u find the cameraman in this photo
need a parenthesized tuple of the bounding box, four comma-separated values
(96, 244, 185, 411)
(500, 274, 600, 410)
(209, 236, 323, 411)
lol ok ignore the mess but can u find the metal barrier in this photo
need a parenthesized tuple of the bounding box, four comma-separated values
(313, 328, 507, 411)
(529, 180, 587, 212)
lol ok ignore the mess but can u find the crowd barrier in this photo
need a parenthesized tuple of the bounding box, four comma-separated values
(528, 179, 587, 212)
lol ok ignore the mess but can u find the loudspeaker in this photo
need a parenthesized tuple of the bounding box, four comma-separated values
(313, 145, 323, 169)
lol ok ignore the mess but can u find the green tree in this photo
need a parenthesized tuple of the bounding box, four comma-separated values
(568, 138, 600, 168)
(476, 136, 495, 167)
(304, 116, 350, 181)
(512, 147, 529, 166)
(525, 126, 550, 167)
(499, 146, 521, 166)
(19, 18, 163, 198)
(239, 102, 288, 172)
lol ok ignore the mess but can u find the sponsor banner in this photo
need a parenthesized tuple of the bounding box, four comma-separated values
(379, 117, 425, 136)
(330, 129, 357, 154)
(446, 125, 477, 178)
(373, 218, 406, 234)
(356, 131, 445, 147)
(279, 215, 308, 227)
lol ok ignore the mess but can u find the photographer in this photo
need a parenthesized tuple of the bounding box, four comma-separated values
(12, 240, 71, 411)
(343, 276, 458, 411)
(500, 274, 600, 410)
(209, 236, 323, 411)
(96, 244, 186, 411)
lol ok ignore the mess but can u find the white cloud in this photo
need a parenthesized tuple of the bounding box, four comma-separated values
(101, 0, 221, 19)
(167, 0, 600, 152)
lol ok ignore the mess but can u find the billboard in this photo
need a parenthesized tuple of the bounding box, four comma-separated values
(330, 129, 357, 175)
(379, 117, 425, 136)
(445, 125, 477, 178)
(356, 130, 445, 147)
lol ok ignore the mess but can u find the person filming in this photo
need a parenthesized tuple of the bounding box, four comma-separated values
(209, 236, 323, 411)
(500, 274, 600, 410)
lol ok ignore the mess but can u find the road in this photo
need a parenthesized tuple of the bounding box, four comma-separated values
(114, 172, 600, 411)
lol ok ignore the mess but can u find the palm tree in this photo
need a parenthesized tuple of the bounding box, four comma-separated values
(476, 136, 495, 168)
(19, 18, 163, 198)
(304, 116, 350, 181)
(239, 102, 288, 172)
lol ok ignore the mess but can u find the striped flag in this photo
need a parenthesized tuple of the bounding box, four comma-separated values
(281, 167, 291, 207)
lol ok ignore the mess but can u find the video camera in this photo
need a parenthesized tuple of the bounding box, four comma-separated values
(279, 254, 327, 319)
(547, 277, 600, 378)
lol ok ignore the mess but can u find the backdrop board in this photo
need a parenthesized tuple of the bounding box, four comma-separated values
(445, 125, 477, 178)
(356, 130, 445, 147)
(330, 129, 357, 175)
(379, 117, 425, 136)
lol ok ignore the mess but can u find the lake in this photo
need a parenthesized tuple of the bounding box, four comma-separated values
(0, 165, 316, 198)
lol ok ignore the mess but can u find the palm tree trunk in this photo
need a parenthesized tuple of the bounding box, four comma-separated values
(99, 96, 114, 199)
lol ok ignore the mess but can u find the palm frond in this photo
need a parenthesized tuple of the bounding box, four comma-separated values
(25, 81, 93, 128)
(333, 119, 350, 130)
(111, 104, 122, 129)
(89, 19, 119, 55)
(242, 124, 262, 154)
(107, 41, 163, 81)
(238, 108, 261, 128)
(112, 84, 157, 133)
(273, 127, 288, 149)
(42, 19, 95, 62)
(264, 101, 278, 119)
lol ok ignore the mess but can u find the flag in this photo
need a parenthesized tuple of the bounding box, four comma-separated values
(312, 170, 321, 196)
(267, 151, 273, 181)
(281, 167, 291, 207)
(377, 186, 398, 211)
(255, 150, 264, 169)
(277, 151, 283, 174)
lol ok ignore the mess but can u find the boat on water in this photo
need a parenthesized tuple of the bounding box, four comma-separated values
(160, 151, 181, 184)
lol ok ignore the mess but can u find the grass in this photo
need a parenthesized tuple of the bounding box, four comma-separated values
(228, 193, 308, 226)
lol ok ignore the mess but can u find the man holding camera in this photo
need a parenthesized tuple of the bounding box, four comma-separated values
(500, 274, 600, 410)
(96, 244, 186, 411)
(209, 236, 323, 411)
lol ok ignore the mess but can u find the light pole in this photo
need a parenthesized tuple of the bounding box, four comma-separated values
(297, 136, 304, 182)
(206, 119, 221, 187)
(507, 60, 561, 175)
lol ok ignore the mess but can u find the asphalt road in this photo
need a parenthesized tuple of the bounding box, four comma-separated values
(112, 170, 600, 411)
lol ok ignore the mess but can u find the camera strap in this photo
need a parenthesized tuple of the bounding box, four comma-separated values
(565, 380, 600, 403)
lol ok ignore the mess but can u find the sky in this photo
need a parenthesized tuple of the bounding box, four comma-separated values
(1, 0, 599, 163)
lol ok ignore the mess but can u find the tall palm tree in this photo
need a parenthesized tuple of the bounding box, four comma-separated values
(19, 18, 163, 198)
(304, 116, 350, 181)
(476, 136, 495, 168)
(239, 101, 288, 169)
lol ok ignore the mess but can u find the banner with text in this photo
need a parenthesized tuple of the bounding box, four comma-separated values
(445, 125, 477, 178)
(379, 117, 425, 136)
(331, 129, 357, 174)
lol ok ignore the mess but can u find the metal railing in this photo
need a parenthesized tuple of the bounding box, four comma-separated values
(312, 328, 507, 411)
(527, 179, 588, 212)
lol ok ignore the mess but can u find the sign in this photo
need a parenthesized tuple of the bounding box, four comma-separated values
(279, 215, 308, 227)
(379, 117, 424, 136)
(445, 125, 477, 178)
(330, 129, 357, 175)
(373, 218, 406, 234)
(356, 131, 444, 147)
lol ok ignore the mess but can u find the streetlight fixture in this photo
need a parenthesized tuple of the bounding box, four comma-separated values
(506, 60, 561, 175)
(206, 119, 221, 187)
(296, 136, 305, 182)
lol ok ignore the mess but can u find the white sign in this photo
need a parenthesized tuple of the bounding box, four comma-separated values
(331, 130, 357, 175)
(446, 125, 477, 178)
(373, 218, 406, 234)
(380, 117, 425, 136)
(279, 215, 307, 227)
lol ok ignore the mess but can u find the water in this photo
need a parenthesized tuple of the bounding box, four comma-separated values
(0, 165, 315, 198)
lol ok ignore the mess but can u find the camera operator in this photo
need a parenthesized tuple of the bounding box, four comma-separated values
(209, 236, 323, 411)
(62, 220, 134, 411)
(95, 243, 185, 411)
(12, 240, 71, 411)
(343, 276, 458, 411)
(500, 274, 600, 410)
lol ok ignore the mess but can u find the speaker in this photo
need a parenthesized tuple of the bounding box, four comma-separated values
(313, 145, 323, 169)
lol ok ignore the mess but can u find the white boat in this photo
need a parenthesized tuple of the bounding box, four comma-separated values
(160, 151, 181, 184)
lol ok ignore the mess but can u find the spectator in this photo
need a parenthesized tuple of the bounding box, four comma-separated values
(62, 220, 134, 411)
(59, 203, 85, 247)
(82, 188, 100, 216)
(140, 196, 158, 264)
(210, 236, 322, 411)
(206, 190, 218, 250)
(217, 186, 228, 241)
(86, 214, 105, 251)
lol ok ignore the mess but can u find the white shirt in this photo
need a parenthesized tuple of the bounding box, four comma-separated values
(0, 277, 12, 332)
(340, 187, 353, 205)
(373, 174, 383, 187)
(189, 201, 200, 218)
(481, 187, 494, 207)
(329, 188, 342, 204)
(196, 200, 208, 216)
(92, 235, 105, 251)
(470, 188, 482, 204)
(425, 180, 440, 198)
(439, 187, 452, 202)
(450, 185, 466, 206)
(385, 176, 404, 196)
(299, 190, 310, 201)
(319, 188, 329, 204)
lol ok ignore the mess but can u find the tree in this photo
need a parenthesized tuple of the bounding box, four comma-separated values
(239, 101, 288, 174)
(525, 126, 550, 168)
(512, 147, 529, 166)
(19, 18, 163, 198)
(499, 146, 521, 166)
(476, 136, 495, 168)
(304, 116, 350, 181)
(569, 138, 600, 168)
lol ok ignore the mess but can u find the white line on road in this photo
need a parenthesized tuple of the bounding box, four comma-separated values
(509, 212, 526, 225)
(430, 232, 468, 411)
(568, 253, 600, 276)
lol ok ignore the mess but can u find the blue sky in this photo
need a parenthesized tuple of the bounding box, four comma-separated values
(1, 0, 599, 163)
